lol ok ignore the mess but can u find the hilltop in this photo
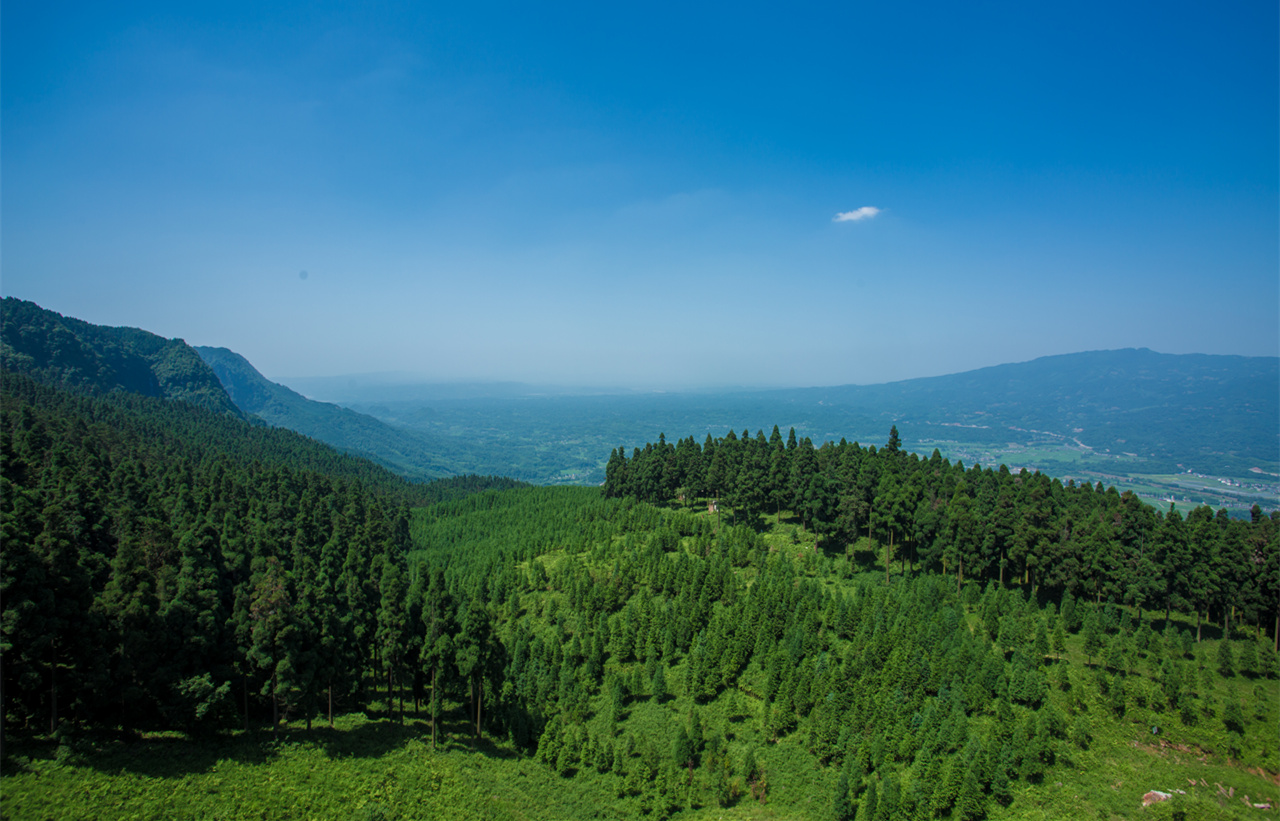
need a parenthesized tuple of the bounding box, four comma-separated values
(0, 297, 240, 417)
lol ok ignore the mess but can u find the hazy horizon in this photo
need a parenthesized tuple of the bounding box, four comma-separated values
(271, 345, 1277, 399)
(4, 2, 1277, 388)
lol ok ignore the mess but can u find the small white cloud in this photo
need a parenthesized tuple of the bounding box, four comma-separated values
(833, 206, 881, 222)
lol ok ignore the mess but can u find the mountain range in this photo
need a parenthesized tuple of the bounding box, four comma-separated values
(2, 298, 1276, 502)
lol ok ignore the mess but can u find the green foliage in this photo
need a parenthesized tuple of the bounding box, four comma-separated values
(1217, 639, 1236, 677)
(4, 370, 1278, 821)
(2, 297, 241, 417)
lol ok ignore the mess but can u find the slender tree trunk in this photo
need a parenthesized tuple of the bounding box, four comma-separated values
(49, 639, 57, 736)
(1196, 610, 1202, 643)
(387, 668, 393, 720)
(272, 673, 279, 736)
(244, 675, 250, 732)
(885, 531, 892, 584)
(328, 681, 334, 728)
(1274, 613, 1278, 653)
(431, 666, 438, 749)
(475, 675, 482, 740)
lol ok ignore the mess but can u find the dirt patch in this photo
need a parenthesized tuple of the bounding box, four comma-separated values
(1134, 738, 1210, 763)
(1244, 766, 1280, 787)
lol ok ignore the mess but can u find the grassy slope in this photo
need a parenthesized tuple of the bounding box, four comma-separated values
(4, 497, 1276, 821)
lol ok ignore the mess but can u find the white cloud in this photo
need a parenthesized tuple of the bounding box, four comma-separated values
(833, 206, 881, 222)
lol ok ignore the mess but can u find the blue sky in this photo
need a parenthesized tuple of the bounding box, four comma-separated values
(4, 1, 1277, 389)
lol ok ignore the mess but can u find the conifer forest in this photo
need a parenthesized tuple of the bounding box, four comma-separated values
(2, 370, 1278, 820)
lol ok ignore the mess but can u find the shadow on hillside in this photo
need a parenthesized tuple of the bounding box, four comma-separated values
(56, 707, 523, 779)
(68, 728, 276, 778)
(310, 716, 432, 760)
(314, 712, 516, 762)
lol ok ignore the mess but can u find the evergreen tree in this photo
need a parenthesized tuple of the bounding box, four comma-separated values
(1082, 608, 1103, 664)
(248, 557, 293, 733)
(651, 663, 667, 702)
(831, 764, 853, 821)
(1217, 639, 1235, 677)
(854, 777, 878, 821)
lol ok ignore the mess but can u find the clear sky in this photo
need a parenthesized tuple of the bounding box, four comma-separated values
(4, 1, 1277, 389)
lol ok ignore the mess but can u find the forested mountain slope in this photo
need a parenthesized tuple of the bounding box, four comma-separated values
(3, 385, 1277, 818)
(196, 345, 456, 482)
(0, 369, 406, 737)
(0, 367, 526, 740)
(0, 298, 241, 417)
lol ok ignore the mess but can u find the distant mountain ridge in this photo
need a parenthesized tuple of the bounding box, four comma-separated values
(779, 348, 1278, 472)
(195, 346, 455, 482)
(0, 297, 241, 417)
(4, 297, 1273, 490)
(322, 348, 1277, 488)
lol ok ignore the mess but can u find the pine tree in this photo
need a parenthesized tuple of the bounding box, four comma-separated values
(1082, 608, 1103, 664)
(954, 757, 986, 821)
(831, 764, 853, 821)
(455, 595, 494, 739)
(248, 557, 292, 734)
(854, 778, 878, 821)
(1238, 638, 1259, 678)
(1217, 639, 1235, 677)
(875, 772, 901, 821)
(651, 663, 667, 702)
(1061, 591, 1079, 632)
(377, 555, 409, 722)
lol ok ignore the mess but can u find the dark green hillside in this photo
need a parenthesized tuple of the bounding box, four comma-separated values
(196, 345, 456, 482)
(3, 429, 1278, 818)
(0, 369, 523, 749)
(0, 370, 421, 496)
(0, 297, 241, 417)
